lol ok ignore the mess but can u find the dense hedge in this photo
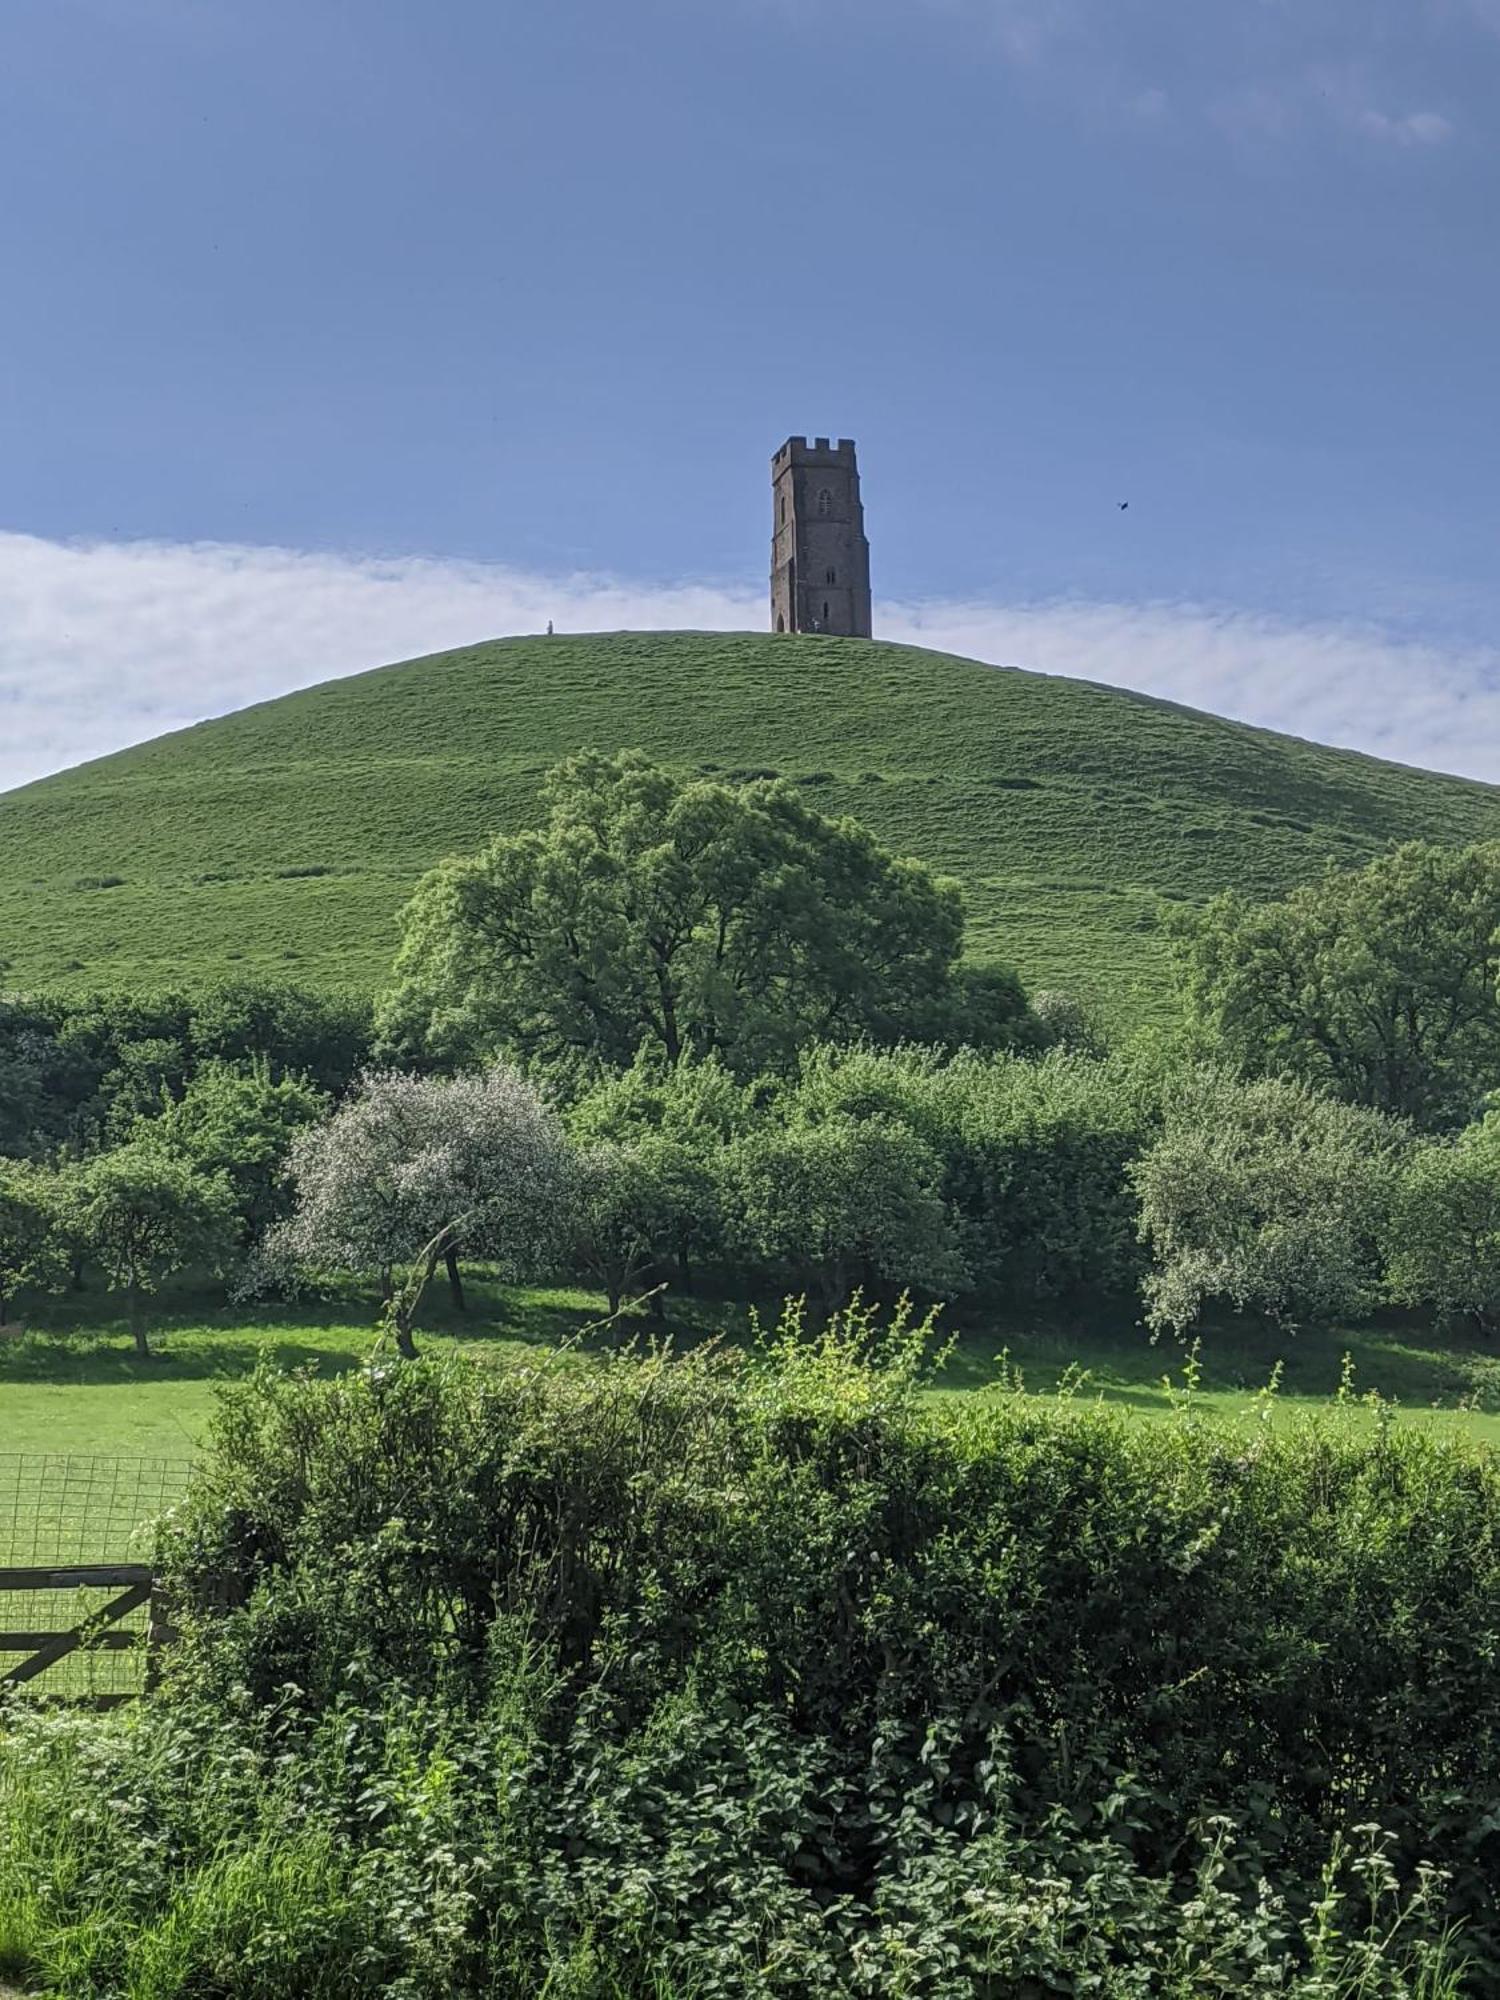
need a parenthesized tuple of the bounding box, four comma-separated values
(2, 1316, 1492, 1995)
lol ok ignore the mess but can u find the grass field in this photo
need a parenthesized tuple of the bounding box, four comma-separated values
(5, 630, 1500, 1019)
(5, 1277, 1499, 1463)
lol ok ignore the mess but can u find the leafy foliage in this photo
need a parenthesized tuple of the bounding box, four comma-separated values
(0, 1158, 62, 1323)
(0, 1319, 1488, 1996)
(1173, 842, 1500, 1128)
(0, 979, 371, 1160)
(1385, 1115, 1500, 1330)
(724, 1114, 964, 1311)
(57, 1141, 236, 1356)
(378, 749, 1027, 1077)
(144, 1059, 329, 1243)
(1132, 1071, 1408, 1335)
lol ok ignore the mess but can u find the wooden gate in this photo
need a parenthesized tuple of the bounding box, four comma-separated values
(0, 1562, 169, 1708)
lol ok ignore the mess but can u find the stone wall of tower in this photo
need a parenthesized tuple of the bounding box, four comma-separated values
(770, 436, 873, 638)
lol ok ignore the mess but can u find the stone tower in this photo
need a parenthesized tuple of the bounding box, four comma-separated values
(770, 436, 873, 638)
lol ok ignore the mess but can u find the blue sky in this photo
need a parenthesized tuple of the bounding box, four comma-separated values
(3, 0, 1500, 786)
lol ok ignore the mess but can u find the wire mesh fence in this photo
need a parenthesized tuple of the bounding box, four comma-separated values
(0, 1453, 194, 1701)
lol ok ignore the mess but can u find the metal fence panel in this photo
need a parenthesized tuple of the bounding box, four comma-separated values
(0, 1453, 192, 1701)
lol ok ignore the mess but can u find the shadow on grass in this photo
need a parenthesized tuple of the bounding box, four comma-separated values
(5, 1276, 1497, 1420)
(0, 1277, 744, 1390)
(936, 1301, 1500, 1415)
(0, 1329, 372, 1387)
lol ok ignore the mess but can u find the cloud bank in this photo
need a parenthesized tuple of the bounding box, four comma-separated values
(1, 530, 1499, 794)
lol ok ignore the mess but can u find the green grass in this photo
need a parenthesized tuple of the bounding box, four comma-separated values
(4, 1277, 1500, 1462)
(5, 630, 1500, 1018)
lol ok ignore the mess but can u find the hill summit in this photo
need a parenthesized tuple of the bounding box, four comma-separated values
(3, 630, 1499, 1019)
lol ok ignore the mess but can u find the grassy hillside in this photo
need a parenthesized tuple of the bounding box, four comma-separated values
(4, 628, 1500, 1019)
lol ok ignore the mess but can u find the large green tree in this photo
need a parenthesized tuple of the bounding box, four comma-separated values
(1172, 841, 1500, 1129)
(377, 751, 1032, 1077)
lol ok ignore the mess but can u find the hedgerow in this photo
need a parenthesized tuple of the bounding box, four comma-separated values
(1, 1307, 1492, 1995)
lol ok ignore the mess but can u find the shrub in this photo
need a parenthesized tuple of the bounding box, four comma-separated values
(27, 1314, 1474, 1993)
(1132, 1071, 1408, 1335)
(1385, 1115, 1500, 1330)
(768, 1042, 1161, 1302)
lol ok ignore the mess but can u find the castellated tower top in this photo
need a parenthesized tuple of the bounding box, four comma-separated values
(770, 436, 873, 639)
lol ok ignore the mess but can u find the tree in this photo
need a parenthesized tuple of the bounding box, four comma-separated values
(1130, 1072, 1407, 1337)
(777, 1041, 1163, 1302)
(186, 982, 373, 1097)
(376, 750, 1032, 1079)
(144, 1058, 328, 1243)
(567, 1050, 751, 1293)
(1385, 1117, 1500, 1331)
(59, 1142, 236, 1356)
(0, 1159, 62, 1326)
(1172, 842, 1500, 1129)
(568, 1139, 699, 1318)
(264, 1067, 573, 1357)
(0, 996, 100, 1159)
(723, 1114, 964, 1315)
(1031, 988, 1108, 1059)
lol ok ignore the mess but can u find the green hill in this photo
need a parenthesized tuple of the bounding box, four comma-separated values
(4, 629, 1500, 1021)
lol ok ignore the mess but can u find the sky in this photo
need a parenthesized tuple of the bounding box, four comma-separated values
(2, 0, 1500, 790)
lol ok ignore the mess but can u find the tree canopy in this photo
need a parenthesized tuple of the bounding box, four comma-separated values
(1171, 841, 1500, 1129)
(377, 750, 1034, 1078)
(58, 1142, 236, 1357)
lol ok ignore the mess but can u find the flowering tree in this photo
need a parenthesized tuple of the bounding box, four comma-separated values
(1131, 1071, 1407, 1336)
(265, 1067, 573, 1356)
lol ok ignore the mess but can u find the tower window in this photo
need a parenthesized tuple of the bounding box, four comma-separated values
(826, 568, 836, 585)
(817, 488, 833, 517)
(779, 495, 786, 523)
(823, 601, 830, 622)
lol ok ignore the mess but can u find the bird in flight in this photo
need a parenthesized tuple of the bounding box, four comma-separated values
(1118, 500, 1129, 510)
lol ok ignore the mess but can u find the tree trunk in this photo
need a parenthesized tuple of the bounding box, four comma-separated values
(128, 1281, 150, 1359)
(393, 1312, 419, 1361)
(445, 1246, 466, 1312)
(676, 1228, 694, 1294)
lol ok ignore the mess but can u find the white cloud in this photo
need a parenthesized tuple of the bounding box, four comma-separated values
(1, 531, 1499, 794)
(1215, 63, 1456, 148)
